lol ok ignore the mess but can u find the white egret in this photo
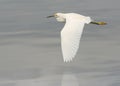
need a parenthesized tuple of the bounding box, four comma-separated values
(47, 13, 106, 62)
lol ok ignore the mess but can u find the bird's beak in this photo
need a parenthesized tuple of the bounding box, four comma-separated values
(46, 15, 55, 18)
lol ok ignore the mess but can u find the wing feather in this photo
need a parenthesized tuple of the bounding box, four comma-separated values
(61, 20, 85, 62)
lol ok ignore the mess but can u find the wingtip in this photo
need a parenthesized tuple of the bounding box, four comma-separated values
(63, 57, 73, 63)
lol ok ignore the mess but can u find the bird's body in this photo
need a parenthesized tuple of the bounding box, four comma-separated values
(47, 13, 106, 62)
(58, 13, 91, 62)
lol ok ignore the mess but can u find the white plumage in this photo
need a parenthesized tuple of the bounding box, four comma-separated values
(60, 13, 91, 62)
(47, 12, 106, 62)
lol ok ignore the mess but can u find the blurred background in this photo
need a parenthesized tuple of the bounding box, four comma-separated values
(0, 0, 120, 86)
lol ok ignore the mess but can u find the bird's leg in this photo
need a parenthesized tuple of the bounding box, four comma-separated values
(90, 21, 107, 25)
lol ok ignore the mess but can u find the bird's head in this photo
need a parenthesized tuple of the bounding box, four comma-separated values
(47, 13, 66, 22)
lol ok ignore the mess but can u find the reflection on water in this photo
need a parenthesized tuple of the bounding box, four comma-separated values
(0, 72, 79, 86)
(0, 67, 120, 86)
(0, 0, 120, 86)
(61, 73, 79, 86)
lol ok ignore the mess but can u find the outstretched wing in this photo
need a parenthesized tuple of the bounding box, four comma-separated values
(61, 20, 85, 62)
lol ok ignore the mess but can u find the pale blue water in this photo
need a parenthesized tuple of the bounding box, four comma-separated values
(0, 0, 120, 86)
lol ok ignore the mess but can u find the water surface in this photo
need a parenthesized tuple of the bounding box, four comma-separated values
(0, 0, 120, 86)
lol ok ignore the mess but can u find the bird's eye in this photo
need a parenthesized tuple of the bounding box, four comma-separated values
(55, 15, 57, 17)
(54, 14, 58, 17)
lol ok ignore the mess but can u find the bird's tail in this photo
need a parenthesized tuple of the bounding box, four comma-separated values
(85, 17, 91, 24)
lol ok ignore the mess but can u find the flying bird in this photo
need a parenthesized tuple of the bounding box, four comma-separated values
(47, 13, 106, 62)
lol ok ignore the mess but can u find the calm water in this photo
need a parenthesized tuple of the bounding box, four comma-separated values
(0, 0, 120, 86)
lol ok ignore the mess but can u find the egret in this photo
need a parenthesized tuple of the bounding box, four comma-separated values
(47, 13, 107, 62)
